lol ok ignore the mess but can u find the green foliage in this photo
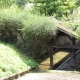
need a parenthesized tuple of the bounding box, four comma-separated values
(16, 0, 27, 8)
(33, 0, 76, 17)
(29, 0, 34, 3)
(76, 0, 80, 6)
(0, 7, 57, 58)
(0, 0, 28, 8)
(22, 14, 57, 57)
(0, 43, 37, 78)
(0, 0, 16, 8)
(63, 6, 80, 37)
(0, 6, 24, 42)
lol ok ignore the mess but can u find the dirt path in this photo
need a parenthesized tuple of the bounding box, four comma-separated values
(17, 71, 80, 80)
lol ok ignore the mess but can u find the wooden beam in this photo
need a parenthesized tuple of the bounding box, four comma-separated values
(53, 48, 59, 55)
(72, 38, 76, 59)
(52, 45, 80, 49)
(49, 45, 53, 70)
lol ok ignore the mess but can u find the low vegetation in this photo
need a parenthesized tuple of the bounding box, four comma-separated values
(0, 7, 57, 58)
(0, 43, 37, 78)
(62, 6, 80, 37)
(0, 4, 57, 77)
(22, 14, 57, 57)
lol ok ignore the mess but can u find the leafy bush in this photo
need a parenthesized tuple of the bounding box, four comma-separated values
(0, 7, 57, 58)
(0, 0, 16, 8)
(21, 14, 57, 57)
(0, 6, 24, 43)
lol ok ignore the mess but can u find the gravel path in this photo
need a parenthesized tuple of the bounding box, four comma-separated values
(17, 71, 80, 80)
(17, 51, 80, 80)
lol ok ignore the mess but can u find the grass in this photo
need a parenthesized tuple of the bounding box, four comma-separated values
(0, 43, 37, 78)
